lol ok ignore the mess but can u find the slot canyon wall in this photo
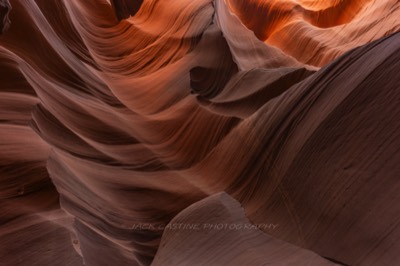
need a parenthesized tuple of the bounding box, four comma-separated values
(0, 0, 400, 265)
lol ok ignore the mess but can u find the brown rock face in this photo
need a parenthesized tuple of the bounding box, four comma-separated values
(0, 0, 399, 265)
(0, 0, 11, 34)
(152, 192, 338, 265)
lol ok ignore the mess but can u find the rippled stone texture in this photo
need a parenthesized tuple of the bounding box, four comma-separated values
(0, 0, 399, 265)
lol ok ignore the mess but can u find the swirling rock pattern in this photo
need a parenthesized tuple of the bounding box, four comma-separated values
(0, 0, 399, 265)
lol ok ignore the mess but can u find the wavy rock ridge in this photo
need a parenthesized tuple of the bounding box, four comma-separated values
(0, 0, 399, 265)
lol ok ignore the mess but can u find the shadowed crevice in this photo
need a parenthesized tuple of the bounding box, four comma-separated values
(110, 0, 143, 20)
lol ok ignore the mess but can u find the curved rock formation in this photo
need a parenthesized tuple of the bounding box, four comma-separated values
(153, 192, 338, 265)
(0, 0, 399, 265)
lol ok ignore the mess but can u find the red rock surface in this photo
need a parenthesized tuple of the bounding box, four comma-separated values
(0, 0, 399, 265)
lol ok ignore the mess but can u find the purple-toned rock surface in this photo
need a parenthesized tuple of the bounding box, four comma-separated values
(0, 0, 399, 265)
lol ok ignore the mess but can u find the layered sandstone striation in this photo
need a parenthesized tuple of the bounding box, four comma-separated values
(0, 0, 399, 265)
